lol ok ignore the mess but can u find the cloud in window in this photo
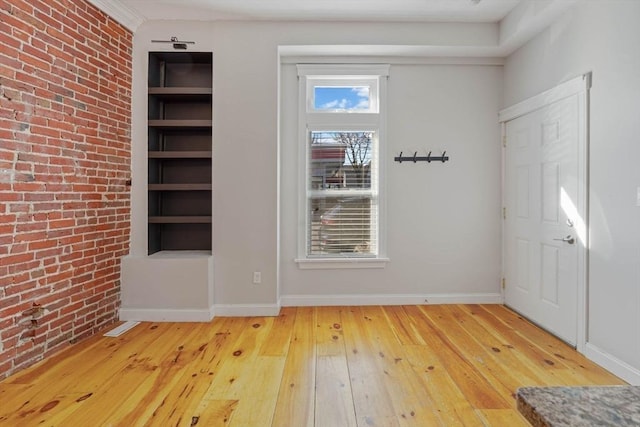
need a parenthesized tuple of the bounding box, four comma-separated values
(355, 99, 370, 109)
(320, 98, 350, 109)
(352, 86, 369, 98)
(315, 86, 370, 111)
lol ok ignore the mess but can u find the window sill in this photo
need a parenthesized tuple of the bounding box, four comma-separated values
(295, 257, 389, 270)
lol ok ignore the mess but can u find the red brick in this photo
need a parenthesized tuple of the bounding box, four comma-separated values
(1, 252, 35, 266)
(0, 295, 22, 315)
(28, 239, 58, 250)
(0, 0, 131, 380)
(7, 261, 40, 275)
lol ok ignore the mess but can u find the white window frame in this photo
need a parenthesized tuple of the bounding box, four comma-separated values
(295, 64, 390, 269)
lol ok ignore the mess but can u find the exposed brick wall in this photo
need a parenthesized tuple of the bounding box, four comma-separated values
(0, 0, 132, 380)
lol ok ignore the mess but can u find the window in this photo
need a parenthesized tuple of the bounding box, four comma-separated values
(296, 65, 389, 268)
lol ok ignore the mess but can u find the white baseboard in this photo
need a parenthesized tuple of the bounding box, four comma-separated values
(280, 293, 503, 307)
(213, 304, 281, 317)
(584, 343, 640, 385)
(119, 294, 503, 321)
(119, 306, 215, 322)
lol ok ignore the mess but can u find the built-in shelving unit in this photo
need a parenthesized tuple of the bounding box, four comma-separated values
(147, 52, 213, 254)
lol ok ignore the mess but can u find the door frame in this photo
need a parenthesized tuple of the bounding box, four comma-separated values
(499, 73, 591, 353)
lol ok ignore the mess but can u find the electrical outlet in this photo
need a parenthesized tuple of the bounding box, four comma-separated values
(253, 272, 261, 284)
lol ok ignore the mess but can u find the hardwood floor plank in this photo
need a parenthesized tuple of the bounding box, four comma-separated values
(313, 306, 357, 427)
(358, 415, 401, 426)
(142, 317, 248, 426)
(358, 306, 443, 426)
(341, 307, 398, 423)
(55, 323, 200, 426)
(198, 317, 275, 400)
(459, 305, 568, 370)
(0, 305, 625, 426)
(402, 344, 485, 426)
(482, 305, 625, 384)
(226, 356, 285, 427)
(104, 322, 217, 426)
(0, 383, 33, 419)
(193, 399, 238, 426)
(194, 317, 286, 427)
(271, 307, 316, 427)
(381, 306, 426, 346)
(315, 355, 357, 427)
(476, 409, 531, 427)
(0, 322, 176, 425)
(5, 320, 154, 387)
(3, 390, 102, 426)
(112, 318, 249, 426)
(259, 307, 296, 357)
(455, 304, 580, 385)
(404, 305, 512, 410)
(421, 305, 541, 401)
(315, 306, 346, 357)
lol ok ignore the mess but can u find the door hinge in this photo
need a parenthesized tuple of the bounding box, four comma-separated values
(503, 207, 506, 220)
(502, 134, 507, 147)
(502, 278, 506, 289)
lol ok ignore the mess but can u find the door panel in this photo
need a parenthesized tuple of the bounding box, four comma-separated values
(504, 94, 579, 345)
(515, 239, 530, 292)
(541, 244, 559, 305)
(542, 162, 560, 223)
(516, 167, 530, 218)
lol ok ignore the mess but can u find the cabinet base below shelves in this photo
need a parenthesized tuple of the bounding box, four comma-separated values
(121, 252, 214, 320)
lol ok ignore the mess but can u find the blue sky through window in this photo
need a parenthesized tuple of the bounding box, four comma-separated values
(314, 86, 369, 110)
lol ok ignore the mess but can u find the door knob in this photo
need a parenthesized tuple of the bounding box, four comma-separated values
(553, 235, 575, 244)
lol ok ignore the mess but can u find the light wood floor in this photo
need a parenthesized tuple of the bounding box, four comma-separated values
(0, 305, 624, 426)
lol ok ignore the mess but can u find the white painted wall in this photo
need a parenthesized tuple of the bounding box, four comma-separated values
(503, 0, 640, 383)
(125, 19, 504, 314)
(280, 62, 503, 303)
(213, 22, 503, 307)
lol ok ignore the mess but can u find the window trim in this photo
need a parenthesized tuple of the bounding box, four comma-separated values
(296, 64, 390, 269)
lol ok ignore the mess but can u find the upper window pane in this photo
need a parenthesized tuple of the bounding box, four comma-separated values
(310, 131, 373, 190)
(313, 86, 370, 111)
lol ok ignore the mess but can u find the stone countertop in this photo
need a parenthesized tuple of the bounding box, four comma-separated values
(517, 386, 640, 427)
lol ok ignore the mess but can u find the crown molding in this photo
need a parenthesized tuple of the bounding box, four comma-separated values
(87, 0, 146, 33)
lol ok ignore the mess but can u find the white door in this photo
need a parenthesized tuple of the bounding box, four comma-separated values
(504, 93, 583, 346)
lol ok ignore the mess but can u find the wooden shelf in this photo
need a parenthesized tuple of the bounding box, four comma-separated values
(148, 216, 212, 224)
(148, 151, 211, 159)
(148, 120, 212, 128)
(148, 183, 212, 191)
(149, 87, 212, 96)
(149, 51, 212, 64)
(148, 51, 213, 254)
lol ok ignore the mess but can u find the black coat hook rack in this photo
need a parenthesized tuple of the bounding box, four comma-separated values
(394, 151, 449, 164)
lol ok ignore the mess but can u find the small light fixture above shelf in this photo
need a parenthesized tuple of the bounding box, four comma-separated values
(151, 36, 195, 50)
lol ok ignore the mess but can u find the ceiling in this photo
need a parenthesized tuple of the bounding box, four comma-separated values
(89, 0, 579, 57)
(101, 0, 523, 24)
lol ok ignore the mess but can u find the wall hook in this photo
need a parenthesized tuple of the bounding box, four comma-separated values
(393, 150, 450, 164)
